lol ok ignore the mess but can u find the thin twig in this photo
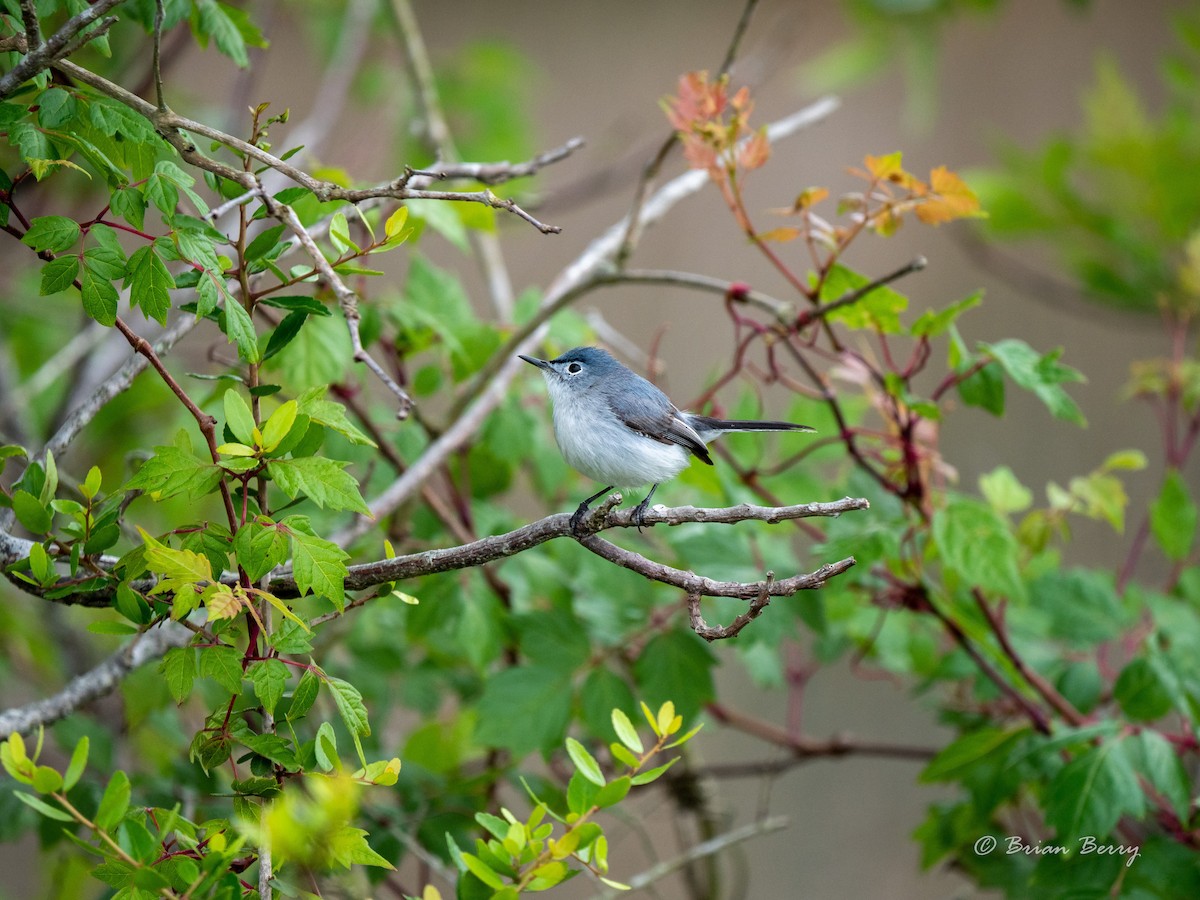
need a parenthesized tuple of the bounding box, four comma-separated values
(686, 578, 774, 640)
(265, 199, 415, 418)
(972, 588, 1086, 726)
(0, 0, 126, 98)
(705, 703, 937, 763)
(615, 0, 763, 264)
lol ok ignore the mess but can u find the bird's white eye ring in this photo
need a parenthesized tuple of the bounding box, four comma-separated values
(566, 362, 582, 375)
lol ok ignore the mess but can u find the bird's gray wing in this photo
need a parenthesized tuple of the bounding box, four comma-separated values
(603, 387, 714, 465)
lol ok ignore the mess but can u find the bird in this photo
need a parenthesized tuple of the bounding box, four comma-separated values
(519, 346, 815, 530)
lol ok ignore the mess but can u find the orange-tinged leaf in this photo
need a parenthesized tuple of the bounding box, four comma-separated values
(737, 128, 770, 170)
(792, 187, 829, 211)
(915, 166, 982, 224)
(757, 226, 802, 243)
(864, 152, 904, 180)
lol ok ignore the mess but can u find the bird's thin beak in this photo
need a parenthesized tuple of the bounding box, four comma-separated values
(518, 354, 551, 371)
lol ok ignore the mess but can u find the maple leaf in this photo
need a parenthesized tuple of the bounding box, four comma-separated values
(915, 166, 983, 225)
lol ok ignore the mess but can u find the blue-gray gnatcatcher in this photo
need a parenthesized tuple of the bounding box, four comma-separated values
(520, 346, 815, 530)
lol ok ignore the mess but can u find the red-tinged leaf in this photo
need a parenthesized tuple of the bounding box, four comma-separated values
(737, 128, 770, 170)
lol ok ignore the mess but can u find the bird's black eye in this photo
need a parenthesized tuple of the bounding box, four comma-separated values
(566, 362, 583, 375)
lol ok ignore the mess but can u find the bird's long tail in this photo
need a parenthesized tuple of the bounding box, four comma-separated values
(688, 416, 816, 443)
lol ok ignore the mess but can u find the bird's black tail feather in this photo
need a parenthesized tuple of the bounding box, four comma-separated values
(690, 416, 816, 436)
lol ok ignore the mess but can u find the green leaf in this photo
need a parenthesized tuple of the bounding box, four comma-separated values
(565, 738, 605, 787)
(286, 669, 319, 721)
(109, 187, 147, 230)
(816, 263, 908, 334)
(1128, 730, 1191, 821)
(1114, 657, 1173, 721)
(63, 736, 89, 791)
(222, 292, 262, 363)
(1028, 568, 1125, 646)
(13, 791, 75, 822)
(39, 256, 79, 295)
(579, 668, 637, 740)
(295, 388, 376, 446)
(983, 339, 1086, 426)
(142, 531, 213, 594)
(920, 726, 1027, 783)
(956, 359, 1005, 416)
(80, 260, 119, 325)
(932, 495, 1026, 602)
(32, 765, 63, 794)
(326, 676, 370, 738)
(314, 721, 339, 771)
(260, 401, 297, 453)
(21, 216, 81, 253)
(1150, 469, 1197, 562)
(978, 466, 1032, 514)
(257, 295, 331, 316)
(159, 646, 196, 704)
(631, 630, 716, 722)
(249, 658, 289, 716)
(192, 0, 251, 67)
(113, 580, 146, 628)
(125, 245, 175, 325)
(1044, 739, 1144, 842)
(328, 211, 353, 255)
(475, 665, 574, 757)
(261, 310, 308, 362)
(12, 490, 52, 533)
(223, 389, 257, 445)
(630, 757, 680, 785)
(124, 439, 222, 500)
(610, 709, 643, 755)
(286, 518, 349, 611)
(199, 645, 244, 694)
(34, 88, 71, 128)
(94, 770, 131, 830)
(232, 520, 290, 582)
(461, 852, 507, 890)
(268, 457, 370, 514)
(593, 775, 631, 808)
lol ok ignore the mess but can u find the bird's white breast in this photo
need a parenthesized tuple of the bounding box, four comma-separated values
(546, 381, 691, 487)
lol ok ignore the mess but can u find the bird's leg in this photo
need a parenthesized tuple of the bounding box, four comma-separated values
(570, 485, 615, 534)
(631, 483, 659, 531)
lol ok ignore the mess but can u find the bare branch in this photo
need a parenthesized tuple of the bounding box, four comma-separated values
(406, 137, 586, 187)
(575, 533, 854, 600)
(686, 581, 773, 640)
(706, 703, 937, 763)
(0, 623, 191, 736)
(0, 0, 126, 99)
(307, 497, 866, 617)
